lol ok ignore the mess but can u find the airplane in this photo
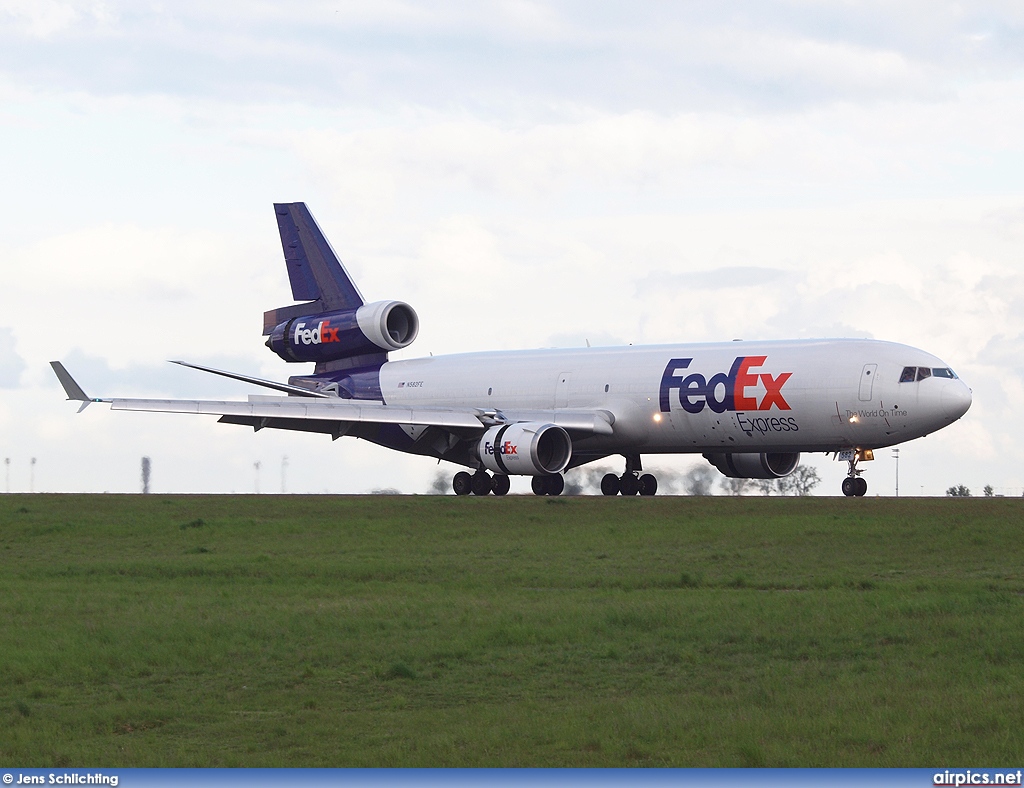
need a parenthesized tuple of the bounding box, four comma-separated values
(51, 202, 973, 497)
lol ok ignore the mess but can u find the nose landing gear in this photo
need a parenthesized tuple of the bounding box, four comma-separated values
(841, 476, 868, 497)
(841, 451, 869, 497)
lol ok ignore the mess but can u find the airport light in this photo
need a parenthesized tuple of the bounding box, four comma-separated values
(4, 457, 9, 493)
(892, 447, 900, 497)
(30, 457, 36, 493)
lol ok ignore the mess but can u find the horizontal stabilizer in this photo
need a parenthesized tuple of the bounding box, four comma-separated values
(169, 360, 330, 398)
(263, 301, 322, 335)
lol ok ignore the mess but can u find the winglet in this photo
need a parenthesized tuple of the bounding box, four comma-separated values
(50, 361, 100, 412)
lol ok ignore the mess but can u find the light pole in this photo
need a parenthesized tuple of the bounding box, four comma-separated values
(254, 461, 261, 494)
(281, 455, 288, 494)
(4, 457, 9, 493)
(891, 448, 900, 497)
(30, 457, 36, 493)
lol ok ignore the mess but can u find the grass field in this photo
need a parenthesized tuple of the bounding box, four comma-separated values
(1, 493, 1022, 767)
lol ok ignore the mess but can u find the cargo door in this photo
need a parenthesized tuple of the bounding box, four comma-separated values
(555, 372, 571, 408)
(859, 363, 877, 401)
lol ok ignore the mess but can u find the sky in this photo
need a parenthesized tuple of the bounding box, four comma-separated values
(1, 1, 1023, 496)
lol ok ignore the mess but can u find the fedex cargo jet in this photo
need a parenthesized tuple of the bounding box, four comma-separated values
(51, 203, 972, 496)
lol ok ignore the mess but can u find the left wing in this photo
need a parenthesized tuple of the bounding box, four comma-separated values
(50, 362, 615, 438)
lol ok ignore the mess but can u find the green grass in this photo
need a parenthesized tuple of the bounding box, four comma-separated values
(1, 494, 1022, 766)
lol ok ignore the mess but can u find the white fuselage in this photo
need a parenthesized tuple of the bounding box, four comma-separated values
(379, 338, 972, 456)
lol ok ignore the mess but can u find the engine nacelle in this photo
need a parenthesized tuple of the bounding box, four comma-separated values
(478, 422, 572, 476)
(267, 300, 419, 363)
(704, 452, 800, 479)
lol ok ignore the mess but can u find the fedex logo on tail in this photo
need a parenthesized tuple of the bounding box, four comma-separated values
(293, 320, 341, 346)
(660, 356, 792, 414)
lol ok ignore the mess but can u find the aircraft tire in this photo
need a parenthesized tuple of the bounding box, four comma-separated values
(531, 476, 548, 495)
(471, 471, 492, 496)
(619, 473, 640, 496)
(453, 471, 473, 496)
(855, 477, 868, 497)
(546, 474, 564, 496)
(639, 474, 658, 496)
(601, 473, 620, 496)
(841, 477, 857, 497)
(491, 475, 510, 496)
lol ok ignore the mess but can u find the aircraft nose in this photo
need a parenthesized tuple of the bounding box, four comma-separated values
(941, 381, 972, 421)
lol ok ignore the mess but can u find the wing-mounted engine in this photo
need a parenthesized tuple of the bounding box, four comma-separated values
(478, 422, 572, 476)
(704, 451, 800, 479)
(266, 300, 419, 364)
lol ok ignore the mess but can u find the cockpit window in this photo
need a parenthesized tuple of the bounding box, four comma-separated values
(901, 365, 957, 382)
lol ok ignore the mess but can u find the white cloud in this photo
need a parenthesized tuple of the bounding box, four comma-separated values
(0, 0, 79, 38)
(0, 1, 1021, 112)
(0, 327, 26, 387)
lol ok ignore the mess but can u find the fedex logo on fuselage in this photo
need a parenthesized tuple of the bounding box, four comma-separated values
(484, 440, 518, 456)
(660, 356, 792, 414)
(293, 320, 341, 346)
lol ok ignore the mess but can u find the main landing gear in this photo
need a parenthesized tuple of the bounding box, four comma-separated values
(841, 453, 868, 497)
(601, 455, 658, 496)
(531, 474, 564, 496)
(453, 470, 510, 496)
(450, 470, 565, 496)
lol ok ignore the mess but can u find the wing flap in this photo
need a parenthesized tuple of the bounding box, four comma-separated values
(109, 397, 486, 430)
(486, 408, 615, 436)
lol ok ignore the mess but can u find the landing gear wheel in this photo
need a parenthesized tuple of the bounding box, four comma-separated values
(841, 451, 870, 499)
(453, 471, 473, 496)
(639, 474, 658, 496)
(601, 473, 620, 496)
(531, 474, 564, 496)
(491, 475, 510, 496)
(471, 471, 492, 496)
(619, 473, 640, 496)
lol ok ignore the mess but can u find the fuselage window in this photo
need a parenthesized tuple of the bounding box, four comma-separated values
(917, 367, 932, 381)
(899, 366, 917, 383)
(932, 367, 956, 379)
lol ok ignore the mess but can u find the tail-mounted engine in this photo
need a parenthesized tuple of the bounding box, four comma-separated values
(478, 422, 572, 476)
(266, 300, 419, 364)
(704, 452, 800, 479)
